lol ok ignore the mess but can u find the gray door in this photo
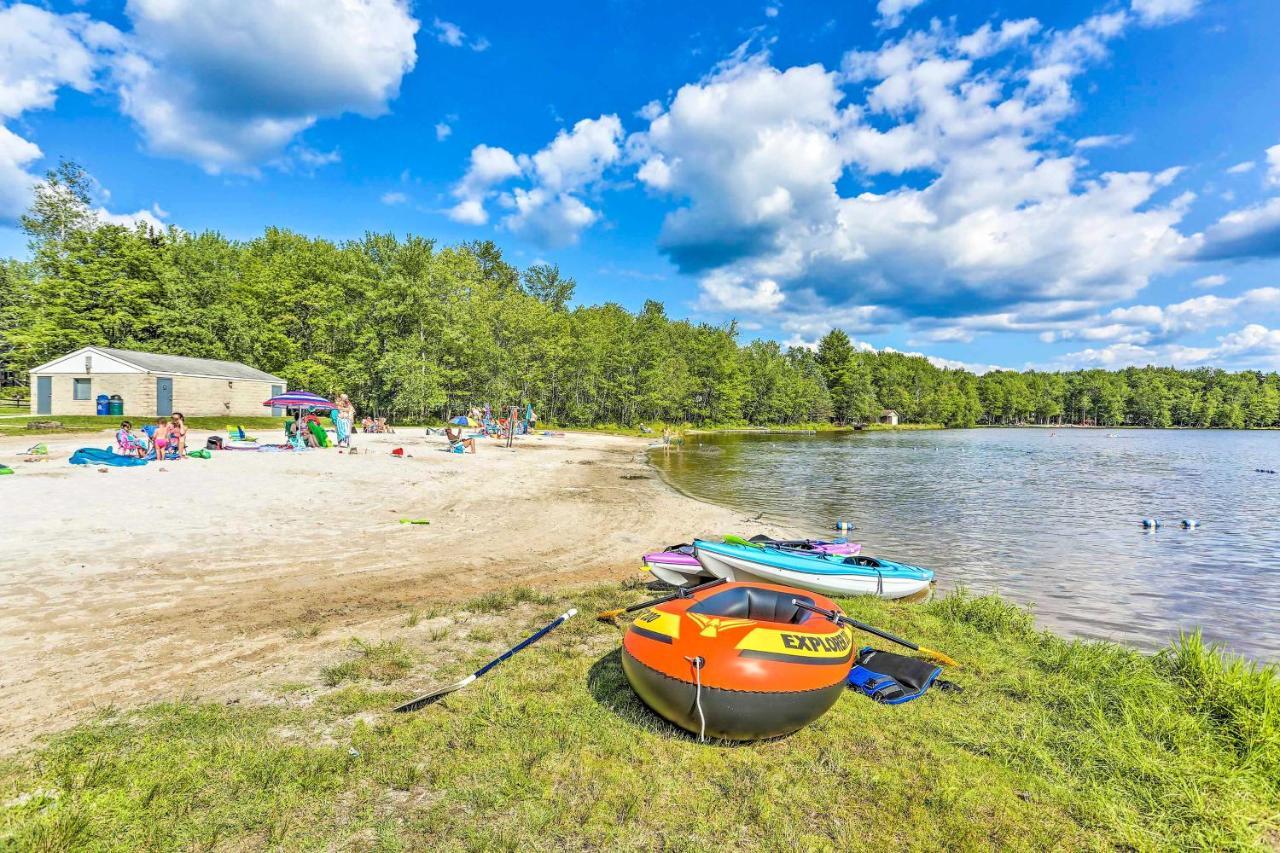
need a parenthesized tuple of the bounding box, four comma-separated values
(271, 384, 284, 417)
(36, 376, 51, 414)
(156, 377, 173, 416)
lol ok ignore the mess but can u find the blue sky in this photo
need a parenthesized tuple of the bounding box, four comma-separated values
(2, 0, 1279, 372)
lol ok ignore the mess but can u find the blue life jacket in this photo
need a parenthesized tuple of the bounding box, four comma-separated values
(846, 647, 960, 705)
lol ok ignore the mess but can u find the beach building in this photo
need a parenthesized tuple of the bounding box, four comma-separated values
(878, 409, 899, 426)
(28, 346, 286, 417)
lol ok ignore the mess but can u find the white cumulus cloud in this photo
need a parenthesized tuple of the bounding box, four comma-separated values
(1130, 0, 1201, 26)
(449, 115, 623, 246)
(876, 0, 927, 29)
(630, 15, 1191, 336)
(447, 144, 522, 225)
(110, 0, 419, 173)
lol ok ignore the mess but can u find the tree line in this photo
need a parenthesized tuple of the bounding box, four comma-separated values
(3, 162, 1279, 429)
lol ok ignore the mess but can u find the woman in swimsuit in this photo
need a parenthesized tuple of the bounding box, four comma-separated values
(169, 412, 188, 457)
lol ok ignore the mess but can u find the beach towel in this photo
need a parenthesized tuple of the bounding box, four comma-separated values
(69, 447, 148, 467)
(334, 411, 351, 445)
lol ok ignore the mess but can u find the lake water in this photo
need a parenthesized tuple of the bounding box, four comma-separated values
(650, 429, 1280, 661)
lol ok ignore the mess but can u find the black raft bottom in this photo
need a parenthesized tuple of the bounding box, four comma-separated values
(621, 648, 846, 741)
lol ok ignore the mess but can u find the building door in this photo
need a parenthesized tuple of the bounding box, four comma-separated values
(271, 384, 284, 417)
(156, 377, 173, 416)
(36, 376, 52, 414)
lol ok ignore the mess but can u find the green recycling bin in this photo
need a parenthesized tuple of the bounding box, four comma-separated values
(108, 395, 124, 416)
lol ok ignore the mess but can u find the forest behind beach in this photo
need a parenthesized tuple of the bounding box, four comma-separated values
(4, 163, 1279, 430)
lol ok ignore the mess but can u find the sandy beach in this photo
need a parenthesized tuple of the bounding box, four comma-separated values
(0, 428, 751, 752)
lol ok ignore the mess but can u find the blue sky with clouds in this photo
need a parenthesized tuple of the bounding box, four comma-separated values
(2, 0, 1279, 372)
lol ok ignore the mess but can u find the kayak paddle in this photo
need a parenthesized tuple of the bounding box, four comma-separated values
(792, 599, 960, 668)
(596, 577, 727, 621)
(393, 607, 577, 712)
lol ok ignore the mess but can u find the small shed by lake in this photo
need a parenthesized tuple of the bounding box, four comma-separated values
(878, 409, 899, 426)
(28, 346, 286, 418)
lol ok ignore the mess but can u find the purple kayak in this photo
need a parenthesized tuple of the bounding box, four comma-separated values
(643, 537, 860, 586)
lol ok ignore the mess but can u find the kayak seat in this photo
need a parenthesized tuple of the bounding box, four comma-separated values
(844, 556, 881, 568)
(689, 586, 818, 625)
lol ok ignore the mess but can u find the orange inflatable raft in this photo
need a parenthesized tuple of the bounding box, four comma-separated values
(621, 581, 855, 741)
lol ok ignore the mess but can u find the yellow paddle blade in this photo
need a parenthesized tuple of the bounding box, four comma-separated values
(919, 646, 960, 668)
(596, 608, 627, 621)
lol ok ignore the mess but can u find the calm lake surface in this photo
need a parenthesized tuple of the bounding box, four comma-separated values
(650, 429, 1280, 660)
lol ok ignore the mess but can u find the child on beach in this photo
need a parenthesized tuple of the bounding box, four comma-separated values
(151, 419, 171, 460)
(115, 421, 147, 458)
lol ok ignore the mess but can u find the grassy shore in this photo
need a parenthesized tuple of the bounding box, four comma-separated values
(2, 584, 1275, 850)
(0, 414, 296, 439)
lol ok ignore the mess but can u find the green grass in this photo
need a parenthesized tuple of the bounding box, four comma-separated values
(0, 414, 296, 438)
(2, 585, 1276, 850)
(320, 639, 417, 687)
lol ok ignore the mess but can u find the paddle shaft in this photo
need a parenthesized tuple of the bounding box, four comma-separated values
(721, 535, 848, 560)
(597, 577, 727, 620)
(394, 608, 576, 712)
(791, 600, 922, 652)
(629, 577, 726, 612)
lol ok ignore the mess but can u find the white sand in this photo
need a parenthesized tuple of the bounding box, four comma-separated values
(0, 427, 759, 751)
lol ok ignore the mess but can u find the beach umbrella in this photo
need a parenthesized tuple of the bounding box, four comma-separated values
(263, 391, 335, 410)
(450, 415, 477, 426)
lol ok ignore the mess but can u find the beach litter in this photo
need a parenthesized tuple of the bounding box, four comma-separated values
(399, 519, 430, 525)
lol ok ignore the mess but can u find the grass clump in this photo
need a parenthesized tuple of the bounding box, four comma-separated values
(465, 586, 553, 614)
(2, 586, 1277, 850)
(320, 638, 416, 687)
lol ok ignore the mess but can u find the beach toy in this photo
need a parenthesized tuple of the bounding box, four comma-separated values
(1181, 519, 1199, 529)
(1141, 518, 1160, 529)
(835, 520, 855, 532)
(622, 581, 854, 741)
(391, 447, 405, 457)
(0, 465, 13, 475)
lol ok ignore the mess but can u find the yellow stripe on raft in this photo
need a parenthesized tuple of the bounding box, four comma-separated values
(735, 625, 855, 660)
(632, 608, 682, 639)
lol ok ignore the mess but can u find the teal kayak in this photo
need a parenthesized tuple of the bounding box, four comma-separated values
(692, 539, 934, 599)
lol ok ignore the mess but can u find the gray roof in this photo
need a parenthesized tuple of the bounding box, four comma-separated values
(96, 347, 284, 383)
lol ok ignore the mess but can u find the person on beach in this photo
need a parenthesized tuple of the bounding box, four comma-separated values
(116, 421, 147, 458)
(151, 419, 172, 459)
(444, 426, 477, 453)
(334, 394, 354, 447)
(169, 412, 188, 457)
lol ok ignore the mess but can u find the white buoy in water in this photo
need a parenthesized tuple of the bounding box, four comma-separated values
(1182, 519, 1199, 529)
(1141, 518, 1160, 529)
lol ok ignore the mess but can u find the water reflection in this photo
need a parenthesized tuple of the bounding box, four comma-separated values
(649, 429, 1280, 660)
